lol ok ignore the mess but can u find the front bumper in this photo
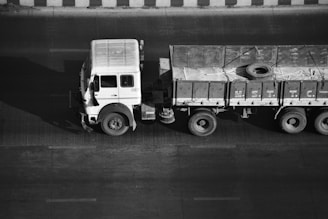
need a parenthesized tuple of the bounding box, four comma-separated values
(69, 90, 94, 132)
(80, 112, 93, 132)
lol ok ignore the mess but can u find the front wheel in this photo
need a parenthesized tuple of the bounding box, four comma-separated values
(279, 108, 307, 134)
(188, 111, 217, 137)
(314, 111, 328, 135)
(101, 113, 129, 136)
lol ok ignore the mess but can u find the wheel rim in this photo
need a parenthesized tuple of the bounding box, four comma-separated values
(109, 117, 123, 130)
(320, 117, 328, 130)
(195, 118, 210, 133)
(254, 67, 269, 74)
(286, 117, 300, 130)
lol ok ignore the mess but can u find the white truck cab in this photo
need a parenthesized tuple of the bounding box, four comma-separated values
(80, 39, 143, 136)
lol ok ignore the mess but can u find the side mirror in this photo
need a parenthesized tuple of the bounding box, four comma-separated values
(89, 82, 99, 92)
(139, 40, 145, 71)
(92, 75, 100, 92)
(89, 82, 94, 91)
(139, 40, 144, 52)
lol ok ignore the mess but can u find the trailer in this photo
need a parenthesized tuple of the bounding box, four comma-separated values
(78, 39, 328, 136)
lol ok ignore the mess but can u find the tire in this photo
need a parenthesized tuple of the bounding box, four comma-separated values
(246, 63, 273, 80)
(279, 108, 307, 134)
(101, 113, 129, 136)
(314, 111, 328, 135)
(188, 111, 217, 137)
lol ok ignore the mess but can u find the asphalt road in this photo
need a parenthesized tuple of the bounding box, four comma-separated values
(1, 144, 328, 219)
(0, 6, 328, 219)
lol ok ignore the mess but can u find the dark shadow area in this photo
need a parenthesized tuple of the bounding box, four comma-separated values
(171, 0, 183, 7)
(225, 0, 237, 6)
(198, 0, 210, 7)
(0, 57, 83, 134)
(252, 0, 264, 5)
(160, 109, 190, 134)
(235, 65, 249, 79)
(243, 107, 322, 134)
(217, 110, 241, 123)
(242, 107, 280, 132)
(141, 61, 160, 90)
(159, 107, 281, 135)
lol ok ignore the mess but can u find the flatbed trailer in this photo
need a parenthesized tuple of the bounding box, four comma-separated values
(158, 45, 328, 136)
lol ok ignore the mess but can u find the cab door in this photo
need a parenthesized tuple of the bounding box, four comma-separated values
(93, 75, 119, 104)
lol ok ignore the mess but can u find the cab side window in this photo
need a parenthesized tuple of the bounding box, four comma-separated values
(120, 75, 134, 87)
(101, 76, 117, 88)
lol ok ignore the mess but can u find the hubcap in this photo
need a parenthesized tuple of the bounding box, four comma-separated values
(287, 117, 299, 128)
(254, 67, 268, 74)
(321, 117, 328, 130)
(109, 118, 123, 130)
(195, 119, 209, 132)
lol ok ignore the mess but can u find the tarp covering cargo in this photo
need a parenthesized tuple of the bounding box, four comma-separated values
(170, 45, 328, 82)
(169, 45, 328, 107)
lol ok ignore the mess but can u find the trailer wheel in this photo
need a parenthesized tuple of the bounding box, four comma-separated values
(279, 108, 307, 134)
(188, 111, 217, 137)
(101, 113, 129, 136)
(314, 111, 328, 135)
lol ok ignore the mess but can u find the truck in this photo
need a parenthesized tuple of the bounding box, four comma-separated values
(78, 39, 328, 136)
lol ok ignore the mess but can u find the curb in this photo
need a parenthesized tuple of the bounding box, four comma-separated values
(1, 0, 328, 7)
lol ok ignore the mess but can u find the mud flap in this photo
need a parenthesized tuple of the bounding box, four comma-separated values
(132, 119, 137, 131)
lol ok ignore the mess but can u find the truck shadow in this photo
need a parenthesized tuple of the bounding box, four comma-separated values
(158, 108, 280, 135)
(0, 57, 83, 134)
(239, 108, 280, 132)
(158, 109, 190, 134)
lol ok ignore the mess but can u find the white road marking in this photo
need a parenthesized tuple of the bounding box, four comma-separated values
(190, 144, 236, 149)
(193, 197, 241, 201)
(49, 48, 89, 53)
(48, 146, 97, 150)
(46, 198, 97, 203)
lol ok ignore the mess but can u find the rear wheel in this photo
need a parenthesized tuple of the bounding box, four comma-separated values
(188, 111, 217, 137)
(101, 113, 129, 136)
(279, 108, 307, 134)
(314, 111, 328, 135)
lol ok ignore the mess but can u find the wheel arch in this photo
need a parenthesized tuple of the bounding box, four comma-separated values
(313, 107, 328, 114)
(307, 107, 328, 119)
(191, 107, 217, 116)
(276, 107, 306, 119)
(97, 103, 134, 127)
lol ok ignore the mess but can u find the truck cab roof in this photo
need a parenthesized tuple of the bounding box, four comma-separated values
(91, 39, 140, 74)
